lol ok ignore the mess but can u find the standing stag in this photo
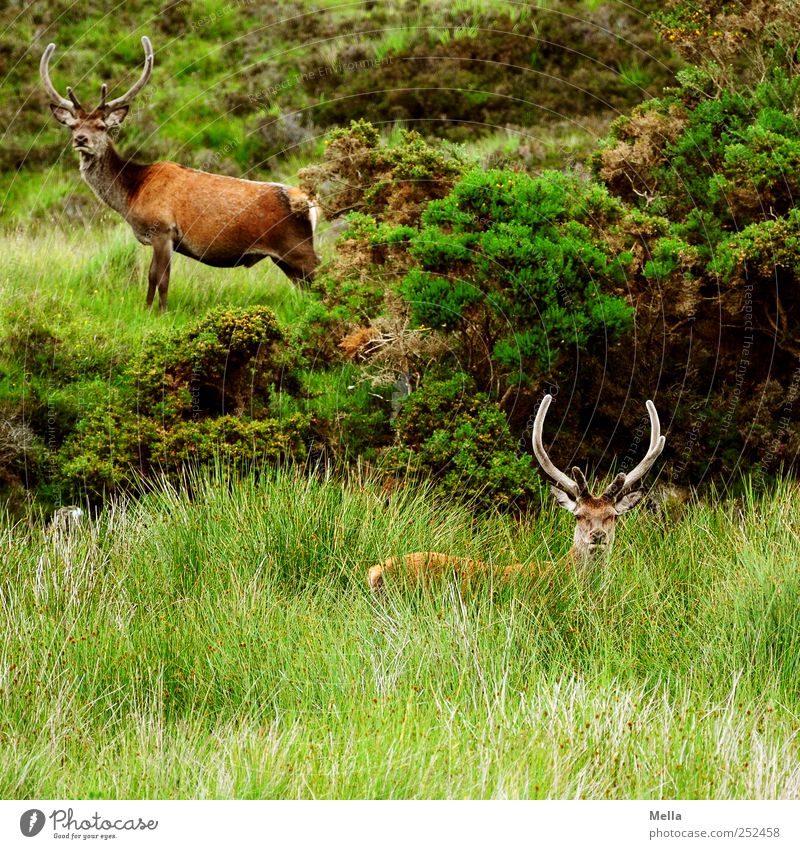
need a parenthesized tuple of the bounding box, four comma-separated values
(41, 37, 319, 310)
(368, 394, 666, 590)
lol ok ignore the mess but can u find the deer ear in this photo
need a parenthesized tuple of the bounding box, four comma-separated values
(49, 104, 77, 127)
(614, 490, 644, 515)
(550, 485, 577, 513)
(104, 105, 129, 128)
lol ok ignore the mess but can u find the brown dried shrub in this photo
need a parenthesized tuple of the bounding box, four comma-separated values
(339, 326, 380, 361)
(595, 104, 688, 204)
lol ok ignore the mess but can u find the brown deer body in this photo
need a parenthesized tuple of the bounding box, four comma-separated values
(367, 552, 539, 591)
(41, 38, 319, 310)
(368, 395, 666, 590)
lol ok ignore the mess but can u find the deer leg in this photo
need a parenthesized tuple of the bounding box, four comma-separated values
(270, 247, 319, 285)
(148, 235, 173, 312)
(146, 253, 157, 308)
(269, 256, 308, 284)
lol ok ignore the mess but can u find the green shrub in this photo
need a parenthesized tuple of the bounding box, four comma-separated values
(300, 120, 467, 226)
(656, 0, 800, 88)
(400, 168, 634, 384)
(158, 415, 309, 466)
(298, 121, 469, 365)
(53, 306, 308, 500)
(588, 2, 800, 482)
(57, 392, 158, 497)
(389, 373, 538, 510)
(596, 62, 800, 234)
(131, 305, 289, 421)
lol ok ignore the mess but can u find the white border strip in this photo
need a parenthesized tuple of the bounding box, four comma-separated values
(1, 800, 799, 848)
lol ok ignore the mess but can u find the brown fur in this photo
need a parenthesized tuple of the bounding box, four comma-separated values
(129, 161, 317, 272)
(367, 551, 539, 591)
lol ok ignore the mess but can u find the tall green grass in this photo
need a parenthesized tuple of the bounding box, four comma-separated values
(0, 226, 313, 332)
(1, 468, 798, 798)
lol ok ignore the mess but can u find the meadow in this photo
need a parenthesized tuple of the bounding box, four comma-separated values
(1, 469, 799, 798)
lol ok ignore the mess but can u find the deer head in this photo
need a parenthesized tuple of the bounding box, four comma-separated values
(532, 394, 666, 566)
(40, 37, 153, 158)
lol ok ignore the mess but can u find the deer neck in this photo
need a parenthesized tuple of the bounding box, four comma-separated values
(78, 142, 135, 218)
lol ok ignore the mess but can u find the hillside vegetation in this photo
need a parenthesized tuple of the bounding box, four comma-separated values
(1, 0, 678, 223)
(3, 2, 800, 512)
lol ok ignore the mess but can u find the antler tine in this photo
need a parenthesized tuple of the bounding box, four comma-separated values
(66, 86, 82, 110)
(40, 43, 75, 111)
(602, 472, 627, 499)
(571, 467, 591, 497)
(98, 82, 108, 109)
(605, 399, 666, 497)
(532, 394, 580, 499)
(104, 36, 154, 111)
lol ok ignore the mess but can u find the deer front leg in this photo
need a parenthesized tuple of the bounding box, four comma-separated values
(147, 235, 173, 311)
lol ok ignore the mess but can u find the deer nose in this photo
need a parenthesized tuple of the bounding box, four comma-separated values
(590, 529, 607, 544)
(75, 134, 89, 146)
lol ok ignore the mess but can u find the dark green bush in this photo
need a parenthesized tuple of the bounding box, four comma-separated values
(388, 373, 538, 510)
(158, 415, 308, 466)
(131, 305, 290, 420)
(596, 60, 800, 235)
(400, 168, 634, 384)
(57, 395, 159, 496)
(54, 306, 308, 500)
(587, 1, 800, 482)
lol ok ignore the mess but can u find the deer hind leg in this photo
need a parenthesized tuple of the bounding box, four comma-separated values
(268, 203, 320, 285)
(269, 243, 320, 285)
(148, 235, 173, 312)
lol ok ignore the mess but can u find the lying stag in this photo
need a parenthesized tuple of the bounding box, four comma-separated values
(367, 552, 536, 592)
(41, 37, 319, 310)
(368, 394, 665, 590)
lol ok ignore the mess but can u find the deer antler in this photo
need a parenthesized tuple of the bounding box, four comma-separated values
(41, 38, 152, 113)
(532, 394, 581, 499)
(570, 466, 591, 497)
(104, 36, 154, 110)
(66, 86, 82, 110)
(603, 400, 665, 498)
(40, 43, 75, 111)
